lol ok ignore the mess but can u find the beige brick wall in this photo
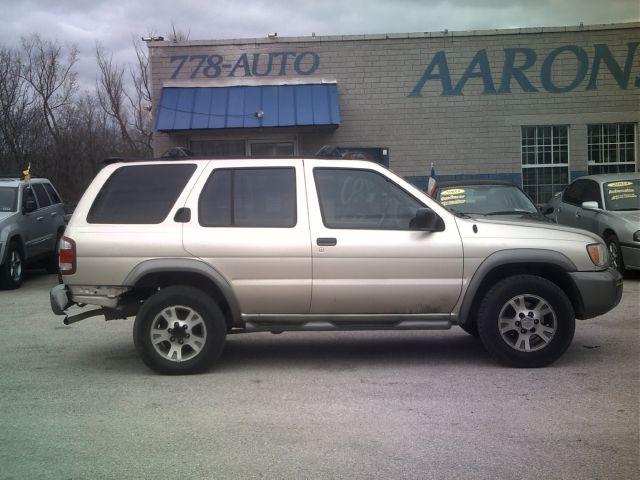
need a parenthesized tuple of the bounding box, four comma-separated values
(148, 24, 640, 184)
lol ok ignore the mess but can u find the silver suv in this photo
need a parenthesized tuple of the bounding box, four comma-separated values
(1, 177, 66, 289)
(50, 158, 623, 373)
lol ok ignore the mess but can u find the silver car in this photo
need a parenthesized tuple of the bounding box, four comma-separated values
(0, 177, 67, 289)
(50, 158, 623, 373)
(544, 173, 640, 273)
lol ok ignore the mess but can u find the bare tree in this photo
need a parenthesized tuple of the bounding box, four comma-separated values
(95, 43, 137, 152)
(0, 46, 38, 171)
(168, 21, 190, 42)
(20, 35, 78, 149)
(125, 37, 153, 153)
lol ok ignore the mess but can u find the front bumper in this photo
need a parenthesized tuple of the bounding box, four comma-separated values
(568, 268, 623, 320)
(621, 244, 640, 270)
(50, 284, 72, 315)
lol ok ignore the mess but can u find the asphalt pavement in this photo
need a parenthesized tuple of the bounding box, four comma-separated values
(0, 271, 638, 479)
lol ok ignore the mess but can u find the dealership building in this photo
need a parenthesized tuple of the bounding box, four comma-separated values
(148, 22, 639, 203)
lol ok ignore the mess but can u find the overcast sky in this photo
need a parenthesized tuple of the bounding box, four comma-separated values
(0, 0, 638, 89)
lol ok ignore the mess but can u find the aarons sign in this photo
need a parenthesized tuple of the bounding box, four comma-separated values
(409, 42, 640, 96)
(169, 42, 640, 96)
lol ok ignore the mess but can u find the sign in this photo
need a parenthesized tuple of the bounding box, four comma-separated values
(409, 42, 640, 96)
(170, 51, 320, 79)
(169, 42, 640, 96)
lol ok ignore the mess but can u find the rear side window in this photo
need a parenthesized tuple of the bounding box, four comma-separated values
(88, 164, 196, 224)
(44, 183, 62, 204)
(199, 168, 296, 227)
(32, 183, 52, 208)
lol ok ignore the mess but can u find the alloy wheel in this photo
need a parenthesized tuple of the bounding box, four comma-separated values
(149, 305, 207, 362)
(497, 294, 557, 352)
(9, 250, 22, 283)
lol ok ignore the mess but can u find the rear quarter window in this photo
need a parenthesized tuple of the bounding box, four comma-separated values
(87, 164, 197, 224)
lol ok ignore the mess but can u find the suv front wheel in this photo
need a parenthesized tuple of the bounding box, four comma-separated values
(477, 275, 575, 368)
(133, 286, 227, 374)
(0, 241, 24, 290)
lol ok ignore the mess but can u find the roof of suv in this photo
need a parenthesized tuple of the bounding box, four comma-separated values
(0, 178, 50, 186)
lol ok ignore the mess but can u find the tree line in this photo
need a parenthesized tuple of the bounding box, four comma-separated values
(0, 35, 153, 204)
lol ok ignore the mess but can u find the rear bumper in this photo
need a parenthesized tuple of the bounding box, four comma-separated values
(568, 268, 623, 320)
(50, 284, 72, 315)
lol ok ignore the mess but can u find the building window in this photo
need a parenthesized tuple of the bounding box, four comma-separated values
(190, 140, 246, 157)
(588, 123, 637, 175)
(521, 126, 569, 204)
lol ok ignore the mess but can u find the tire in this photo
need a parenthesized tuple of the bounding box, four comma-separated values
(605, 233, 624, 274)
(477, 275, 575, 368)
(0, 241, 24, 290)
(460, 322, 479, 338)
(133, 286, 227, 374)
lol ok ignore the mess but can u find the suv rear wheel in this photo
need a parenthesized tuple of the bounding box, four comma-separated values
(477, 275, 575, 367)
(0, 241, 24, 290)
(133, 286, 227, 374)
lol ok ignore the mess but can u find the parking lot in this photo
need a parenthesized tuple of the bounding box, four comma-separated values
(0, 271, 638, 479)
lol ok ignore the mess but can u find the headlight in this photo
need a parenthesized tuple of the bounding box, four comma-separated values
(586, 243, 608, 268)
(634, 230, 640, 242)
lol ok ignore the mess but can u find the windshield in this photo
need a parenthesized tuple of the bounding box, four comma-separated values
(438, 184, 538, 215)
(603, 179, 640, 211)
(0, 187, 18, 213)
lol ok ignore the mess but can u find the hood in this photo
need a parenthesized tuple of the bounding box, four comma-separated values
(608, 210, 640, 227)
(455, 215, 602, 243)
(466, 212, 552, 224)
(0, 211, 18, 224)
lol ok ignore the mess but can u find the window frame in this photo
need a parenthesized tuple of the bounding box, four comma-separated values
(587, 123, 638, 175)
(521, 125, 570, 205)
(32, 182, 53, 208)
(43, 182, 62, 205)
(87, 163, 197, 225)
(313, 167, 430, 231)
(198, 166, 298, 229)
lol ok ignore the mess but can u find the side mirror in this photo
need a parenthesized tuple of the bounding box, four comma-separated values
(410, 208, 445, 232)
(539, 205, 554, 215)
(581, 201, 601, 211)
(23, 199, 37, 213)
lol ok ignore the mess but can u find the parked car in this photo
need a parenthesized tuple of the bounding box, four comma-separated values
(0, 177, 66, 289)
(51, 158, 622, 373)
(436, 180, 551, 223)
(544, 173, 640, 273)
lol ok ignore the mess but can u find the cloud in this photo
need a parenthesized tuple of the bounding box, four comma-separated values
(0, 0, 637, 89)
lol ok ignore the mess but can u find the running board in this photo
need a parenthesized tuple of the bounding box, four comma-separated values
(239, 315, 452, 333)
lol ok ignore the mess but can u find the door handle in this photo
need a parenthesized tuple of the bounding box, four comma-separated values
(36, 216, 44, 222)
(317, 237, 337, 246)
(50, 212, 57, 217)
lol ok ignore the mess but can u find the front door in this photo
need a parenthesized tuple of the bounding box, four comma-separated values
(304, 160, 463, 315)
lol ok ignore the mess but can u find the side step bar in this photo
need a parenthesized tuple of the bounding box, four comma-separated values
(239, 317, 451, 333)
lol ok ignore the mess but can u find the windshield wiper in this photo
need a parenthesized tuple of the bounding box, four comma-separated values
(484, 210, 536, 216)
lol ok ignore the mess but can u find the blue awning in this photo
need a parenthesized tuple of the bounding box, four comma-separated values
(156, 84, 340, 131)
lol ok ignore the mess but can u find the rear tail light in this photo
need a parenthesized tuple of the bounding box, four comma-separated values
(59, 236, 76, 275)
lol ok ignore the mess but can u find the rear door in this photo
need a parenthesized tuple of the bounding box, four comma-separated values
(31, 182, 58, 253)
(183, 160, 312, 315)
(304, 159, 463, 315)
(21, 185, 49, 258)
